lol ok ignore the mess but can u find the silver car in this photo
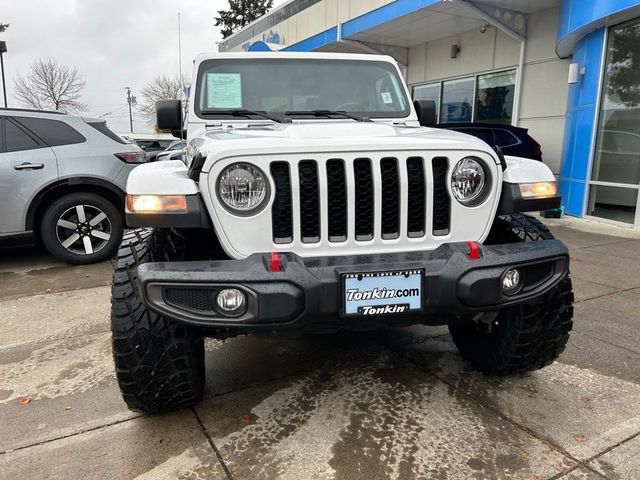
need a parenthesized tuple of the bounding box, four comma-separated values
(154, 139, 186, 162)
(0, 108, 145, 264)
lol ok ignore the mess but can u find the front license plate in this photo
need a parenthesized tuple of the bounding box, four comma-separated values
(341, 269, 424, 317)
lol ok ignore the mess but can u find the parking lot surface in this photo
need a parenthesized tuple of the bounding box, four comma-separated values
(1, 219, 639, 480)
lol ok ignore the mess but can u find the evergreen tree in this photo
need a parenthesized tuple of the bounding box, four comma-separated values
(607, 22, 640, 107)
(215, 0, 273, 39)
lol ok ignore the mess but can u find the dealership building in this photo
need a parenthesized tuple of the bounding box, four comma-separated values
(220, 0, 640, 228)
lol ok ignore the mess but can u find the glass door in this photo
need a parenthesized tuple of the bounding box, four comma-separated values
(588, 19, 640, 227)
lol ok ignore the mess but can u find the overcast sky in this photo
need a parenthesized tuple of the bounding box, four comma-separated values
(1, 0, 287, 133)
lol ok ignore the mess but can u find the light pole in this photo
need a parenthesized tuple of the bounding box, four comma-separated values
(0, 41, 7, 108)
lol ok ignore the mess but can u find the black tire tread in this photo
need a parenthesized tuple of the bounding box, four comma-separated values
(449, 214, 574, 375)
(502, 213, 555, 242)
(111, 228, 204, 413)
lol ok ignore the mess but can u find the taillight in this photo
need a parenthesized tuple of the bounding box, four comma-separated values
(534, 143, 542, 158)
(115, 151, 146, 164)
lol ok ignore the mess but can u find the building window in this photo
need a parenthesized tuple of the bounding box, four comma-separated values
(588, 19, 640, 226)
(475, 70, 516, 124)
(441, 77, 474, 123)
(412, 83, 440, 117)
(411, 68, 516, 125)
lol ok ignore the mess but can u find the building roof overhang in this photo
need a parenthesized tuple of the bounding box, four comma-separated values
(277, 0, 560, 54)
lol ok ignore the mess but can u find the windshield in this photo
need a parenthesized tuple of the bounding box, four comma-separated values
(167, 141, 186, 151)
(194, 58, 410, 119)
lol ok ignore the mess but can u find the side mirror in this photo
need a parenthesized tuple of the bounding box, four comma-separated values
(156, 100, 182, 131)
(413, 100, 437, 127)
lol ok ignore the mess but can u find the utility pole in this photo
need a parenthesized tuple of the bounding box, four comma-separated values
(125, 87, 136, 133)
(0, 41, 7, 108)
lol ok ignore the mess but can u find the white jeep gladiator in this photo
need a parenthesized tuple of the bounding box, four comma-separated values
(112, 52, 573, 413)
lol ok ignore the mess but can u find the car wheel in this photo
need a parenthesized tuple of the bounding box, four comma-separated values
(449, 214, 574, 375)
(40, 192, 123, 265)
(111, 228, 204, 413)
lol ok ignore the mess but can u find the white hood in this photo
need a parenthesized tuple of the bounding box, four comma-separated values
(191, 122, 498, 173)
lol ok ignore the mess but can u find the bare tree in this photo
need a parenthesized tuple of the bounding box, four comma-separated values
(14, 58, 86, 112)
(140, 74, 187, 124)
(0, 23, 9, 32)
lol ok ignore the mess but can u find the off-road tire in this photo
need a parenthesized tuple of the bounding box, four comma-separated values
(449, 214, 574, 375)
(111, 228, 205, 413)
(40, 192, 123, 265)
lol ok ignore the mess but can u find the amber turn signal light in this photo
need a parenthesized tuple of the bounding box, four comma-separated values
(519, 181, 557, 199)
(126, 195, 187, 214)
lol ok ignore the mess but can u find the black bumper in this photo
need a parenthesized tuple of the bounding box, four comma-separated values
(134, 239, 569, 334)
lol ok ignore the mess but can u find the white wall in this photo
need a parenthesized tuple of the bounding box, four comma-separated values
(407, 8, 570, 174)
(519, 8, 571, 175)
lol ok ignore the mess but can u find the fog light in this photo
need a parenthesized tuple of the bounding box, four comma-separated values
(216, 288, 246, 315)
(502, 268, 521, 295)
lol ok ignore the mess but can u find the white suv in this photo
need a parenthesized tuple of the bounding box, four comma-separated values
(0, 108, 146, 264)
(112, 53, 573, 413)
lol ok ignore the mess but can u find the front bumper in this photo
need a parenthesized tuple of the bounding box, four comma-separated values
(134, 239, 569, 334)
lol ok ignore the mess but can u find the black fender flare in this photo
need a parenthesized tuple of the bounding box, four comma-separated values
(25, 177, 125, 230)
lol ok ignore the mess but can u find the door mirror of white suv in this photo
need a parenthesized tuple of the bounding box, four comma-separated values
(156, 100, 182, 131)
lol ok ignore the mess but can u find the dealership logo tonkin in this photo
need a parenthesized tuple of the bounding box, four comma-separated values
(346, 286, 420, 301)
(359, 304, 408, 315)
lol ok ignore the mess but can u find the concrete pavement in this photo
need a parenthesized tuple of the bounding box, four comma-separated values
(0, 220, 639, 480)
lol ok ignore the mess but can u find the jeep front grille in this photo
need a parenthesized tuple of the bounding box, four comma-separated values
(353, 158, 374, 240)
(406, 157, 426, 237)
(380, 158, 400, 239)
(432, 157, 451, 236)
(270, 156, 451, 245)
(326, 159, 347, 241)
(299, 160, 321, 243)
(271, 162, 293, 243)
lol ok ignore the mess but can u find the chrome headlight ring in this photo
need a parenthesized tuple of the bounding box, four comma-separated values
(450, 157, 491, 206)
(216, 162, 270, 215)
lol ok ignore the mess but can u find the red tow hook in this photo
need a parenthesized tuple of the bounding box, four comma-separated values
(270, 251, 282, 271)
(466, 241, 480, 260)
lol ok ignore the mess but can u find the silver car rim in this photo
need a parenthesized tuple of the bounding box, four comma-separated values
(55, 204, 112, 256)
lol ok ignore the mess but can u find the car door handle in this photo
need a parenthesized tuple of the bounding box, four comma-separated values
(14, 162, 45, 170)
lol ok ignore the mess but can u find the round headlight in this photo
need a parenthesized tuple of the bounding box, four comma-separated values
(217, 163, 268, 213)
(451, 157, 487, 205)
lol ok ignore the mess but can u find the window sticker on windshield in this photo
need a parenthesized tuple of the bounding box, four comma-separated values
(381, 92, 393, 104)
(206, 73, 242, 108)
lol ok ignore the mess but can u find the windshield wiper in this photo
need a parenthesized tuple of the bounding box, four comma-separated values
(201, 109, 289, 123)
(286, 110, 371, 122)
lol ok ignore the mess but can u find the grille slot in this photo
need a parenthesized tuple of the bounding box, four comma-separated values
(406, 157, 426, 237)
(432, 157, 451, 236)
(298, 160, 320, 243)
(326, 159, 347, 242)
(270, 162, 293, 243)
(523, 262, 555, 290)
(165, 288, 215, 313)
(353, 158, 374, 241)
(380, 158, 400, 239)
